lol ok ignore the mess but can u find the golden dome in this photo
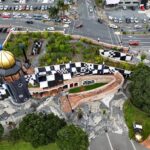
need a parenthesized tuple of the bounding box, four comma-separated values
(0, 50, 15, 69)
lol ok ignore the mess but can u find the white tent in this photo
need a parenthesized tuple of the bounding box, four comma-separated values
(106, 0, 120, 5)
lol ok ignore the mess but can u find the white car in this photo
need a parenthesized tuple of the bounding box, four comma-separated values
(64, 19, 71, 24)
(89, 6, 93, 13)
(46, 27, 55, 31)
(109, 24, 118, 29)
(25, 15, 32, 19)
(63, 24, 69, 28)
(134, 25, 142, 29)
(108, 16, 113, 20)
(42, 14, 49, 19)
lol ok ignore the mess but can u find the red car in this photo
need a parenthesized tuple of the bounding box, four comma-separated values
(129, 41, 139, 46)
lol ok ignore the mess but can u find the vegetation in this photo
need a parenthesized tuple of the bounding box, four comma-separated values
(4, 34, 30, 58)
(140, 53, 146, 62)
(18, 113, 66, 148)
(56, 125, 89, 150)
(48, 7, 59, 18)
(0, 124, 4, 138)
(130, 63, 150, 114)
(0, 141, 59, 150)
(4, 32, 136, 71)
(48, 0, 69, 18)
(123, 100, 150, 140)
(69, 83, 107, 93)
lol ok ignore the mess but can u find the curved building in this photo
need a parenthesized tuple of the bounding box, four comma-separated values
(0, 48, 30, 104)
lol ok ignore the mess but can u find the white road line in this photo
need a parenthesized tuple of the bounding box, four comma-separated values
(71, 21, 75, 34)
(85, 0, 90, 19)
(106, 133, 114, 150)
(107, 25, 113, 44)
(130, 140, 137, 150)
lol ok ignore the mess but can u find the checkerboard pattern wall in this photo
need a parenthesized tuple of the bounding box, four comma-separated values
(99, 49, 133, 61)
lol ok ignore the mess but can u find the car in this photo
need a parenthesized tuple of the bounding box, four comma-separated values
(108, 16, 113, 20)
(118, 18, 122, 23)
(46, 27, 55, 31)
(109, 24, 118, 29)
(64, 19, 71, 24)
(76, 22, 83, 28)
(130, 17, 134, 23)
(26, 20, 34, 24)
(0, 5, 3, 10)
(25, 15, 32, 19)
(134, 18, 139, 23)
(15, 5, 19, 10)
(89, 6, 93, 13)
(143, 18, 147, 23)
(134, 25, 142, 29)
(126, 18, 131, 23)
(55, 18, 61, 22)
(129, 41, 139, 46)
(63, 24, 69, 28)
(113, 17, 118, 23)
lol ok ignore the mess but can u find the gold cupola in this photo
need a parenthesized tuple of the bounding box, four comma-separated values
(0, 50, 15, 69)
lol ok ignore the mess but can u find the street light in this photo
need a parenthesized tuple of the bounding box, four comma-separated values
(19, 43, 30, 66)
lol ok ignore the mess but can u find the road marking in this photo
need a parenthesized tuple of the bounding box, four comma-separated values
(106, 133, 114, 150)
(71, 21, 75, 34)
(107, 25, 113, 44)
(85, 0, 90, 19)
(130, 140, 137, 150)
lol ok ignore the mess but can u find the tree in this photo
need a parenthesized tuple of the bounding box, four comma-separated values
(57, 0, 69, 15)
(56, 125, 89, 150)
(140, 53, 146, 62)
(0, 123, 4, 138)
(130, 63, 150, 113)
(19, 113, 66, 147)
(48, 6, 59, 18)
(9, 128, 20, 142)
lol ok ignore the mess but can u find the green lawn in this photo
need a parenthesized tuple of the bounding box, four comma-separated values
(69, 83, 107, 93)
(0, 141, 59, 150)
(123, 100, 150, 140)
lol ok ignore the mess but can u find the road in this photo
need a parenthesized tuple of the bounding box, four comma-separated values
(90, 133, 148, 150)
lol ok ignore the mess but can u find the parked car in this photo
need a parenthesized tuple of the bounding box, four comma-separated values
(108, 16, 113, 20)
(143, 18, 147, 23)
(126, 18, 131, 23)
(129, 41, 139, 46)
(134, 18, 139, 23)
(89, 6, 93, 13)
(134, 25, 142, 29)
(0, 5, 4, 10)
(26, 20, 34, 24)
(109, 24, 118, 29)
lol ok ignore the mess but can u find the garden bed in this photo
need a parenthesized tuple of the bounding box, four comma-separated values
(4, 32, 136, 71)
(69, 83, 107, 93)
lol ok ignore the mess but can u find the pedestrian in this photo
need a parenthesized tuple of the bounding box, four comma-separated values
(97, 37, 100, 42)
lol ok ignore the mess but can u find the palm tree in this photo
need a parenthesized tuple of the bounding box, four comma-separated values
(48, 6, 59, 18)
(57, 0, 69, 15)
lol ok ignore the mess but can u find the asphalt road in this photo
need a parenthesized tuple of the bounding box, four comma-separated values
(90, 133, 148, 150)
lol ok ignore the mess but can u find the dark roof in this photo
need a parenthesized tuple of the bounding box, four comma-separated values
(0, 61, 21, 76)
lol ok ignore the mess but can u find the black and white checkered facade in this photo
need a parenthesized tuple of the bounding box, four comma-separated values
(99, 49, 133, 61)
(34, 62, 131, 89)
